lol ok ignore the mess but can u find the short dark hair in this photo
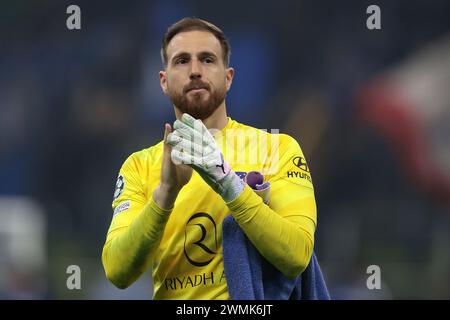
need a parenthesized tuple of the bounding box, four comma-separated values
(161, 17, 231, 67)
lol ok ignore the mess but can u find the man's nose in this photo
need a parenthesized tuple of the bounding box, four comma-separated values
(189, 59, 202, 79)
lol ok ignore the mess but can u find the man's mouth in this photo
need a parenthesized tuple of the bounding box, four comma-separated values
(187, 87, 208, 93)
(185, 83, 209, 93)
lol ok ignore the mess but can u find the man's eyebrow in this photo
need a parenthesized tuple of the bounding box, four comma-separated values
(197, 51, 218, 59)
(170, 51, 219, 64)
(170, 52, 190, 62)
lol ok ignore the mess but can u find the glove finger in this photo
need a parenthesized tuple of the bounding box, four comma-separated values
(175, 118, 215, 145)
(180, 113, 215, 139)
(167, 131, 182, 145)
(173, 118, 193, 132)
(167, 130, 193, 147)
(171, 149, 204, 167)
(173, 121, 213, 148)
(180, 113, 198, 129)
(171, 149, 194, 165)
(168, 135, 207, 157)
(173, 119, 196, 139)
(171, 133, 216, 158)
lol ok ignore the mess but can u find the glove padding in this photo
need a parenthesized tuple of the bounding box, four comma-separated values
(167, 113, 245, 202)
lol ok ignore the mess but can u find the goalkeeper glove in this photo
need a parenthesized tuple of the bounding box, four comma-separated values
(167, 113, 245, 203)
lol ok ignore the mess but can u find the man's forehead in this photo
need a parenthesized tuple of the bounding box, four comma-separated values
(166, 30, 222, 59)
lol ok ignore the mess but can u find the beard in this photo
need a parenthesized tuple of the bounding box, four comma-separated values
(167, 79, 227, 120)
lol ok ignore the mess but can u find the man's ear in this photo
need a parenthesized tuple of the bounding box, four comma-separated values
(159, 71, 168, 95)
(225, 67, 234, 92)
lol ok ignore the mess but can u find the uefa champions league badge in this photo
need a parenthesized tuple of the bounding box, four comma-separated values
(113, 174, 125, 201)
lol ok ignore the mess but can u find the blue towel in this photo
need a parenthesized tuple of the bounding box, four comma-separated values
(222, 214, 331, 300)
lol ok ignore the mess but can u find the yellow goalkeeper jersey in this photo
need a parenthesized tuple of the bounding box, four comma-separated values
(102, 117, 317, 300)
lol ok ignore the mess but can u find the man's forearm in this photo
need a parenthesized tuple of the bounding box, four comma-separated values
(153, 184, 181, 210)
(227, 185, 315, 278)
(102, 190, 173, 289)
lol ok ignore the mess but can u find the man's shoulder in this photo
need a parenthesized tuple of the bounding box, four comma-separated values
(132, 140, 164, 160)
(229, 119, 266, 134)
(278, 133, 301, 148)
(121, 140, 164, 171)
(228, 119, 277, 139)
(230, 119, 299, 148)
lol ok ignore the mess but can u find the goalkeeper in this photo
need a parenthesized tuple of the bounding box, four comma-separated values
(102, 17, 317, 300)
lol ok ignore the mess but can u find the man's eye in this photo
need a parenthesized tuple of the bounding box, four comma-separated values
(203, 57, 214, 64)
(176, 58, 188, 64)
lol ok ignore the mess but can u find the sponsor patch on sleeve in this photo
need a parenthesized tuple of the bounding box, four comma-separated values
(285, 156, 313, 186)
(292, 156, 310, 172)
(113, 201, 130, 217)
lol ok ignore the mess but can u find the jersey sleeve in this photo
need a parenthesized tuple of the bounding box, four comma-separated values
(225, 134, 317, 278)
(268, 134, 317, 228)
(102, 151, 173, 288)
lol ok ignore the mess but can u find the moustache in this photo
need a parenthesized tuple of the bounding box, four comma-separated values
(184, 80, 210, 93)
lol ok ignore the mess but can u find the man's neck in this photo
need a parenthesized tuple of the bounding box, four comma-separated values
(174, 103, 229, 131)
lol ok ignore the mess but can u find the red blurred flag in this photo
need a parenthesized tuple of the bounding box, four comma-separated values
(357, 36, 450, 203)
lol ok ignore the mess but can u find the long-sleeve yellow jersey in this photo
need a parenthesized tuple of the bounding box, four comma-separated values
(102, 117, 317, 300)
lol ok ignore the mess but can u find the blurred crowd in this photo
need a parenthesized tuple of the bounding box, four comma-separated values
(1, 0, 450, 299)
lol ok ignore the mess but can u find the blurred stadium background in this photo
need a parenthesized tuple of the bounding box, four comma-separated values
(1, 0, 450, 299)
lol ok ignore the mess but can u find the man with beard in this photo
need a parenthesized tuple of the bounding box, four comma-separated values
(102, 18, 317, 299)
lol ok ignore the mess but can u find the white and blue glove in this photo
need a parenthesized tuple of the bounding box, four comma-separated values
(167, 113, 245, 203)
